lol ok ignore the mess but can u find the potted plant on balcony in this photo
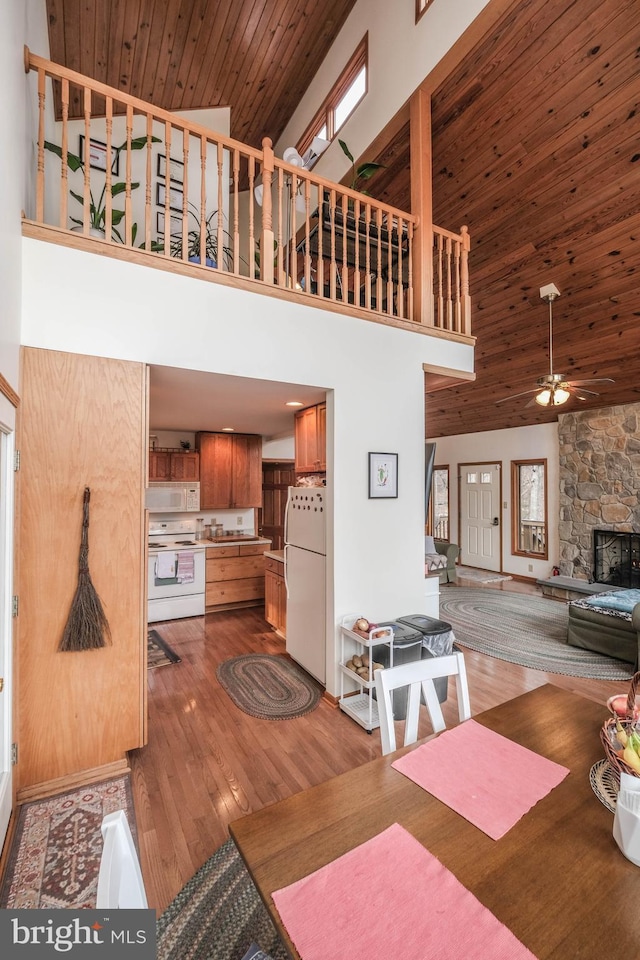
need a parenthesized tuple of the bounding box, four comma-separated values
(44, 135, 160, 244)
(169, 202, 234, 269)
(338, 139, 385, 195)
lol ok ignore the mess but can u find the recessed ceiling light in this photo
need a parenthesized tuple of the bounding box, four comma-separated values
(221, 426, 235, 432)
(285, 400, 304, 407)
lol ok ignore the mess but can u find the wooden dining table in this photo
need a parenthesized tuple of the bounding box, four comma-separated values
(229, 684, 640, 959)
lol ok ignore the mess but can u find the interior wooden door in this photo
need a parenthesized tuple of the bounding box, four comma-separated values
(260, 461, 295, 549)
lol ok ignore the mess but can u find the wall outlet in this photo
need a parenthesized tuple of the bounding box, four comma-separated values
(528, 563, 533, 572)
(236, 516, 243, 526)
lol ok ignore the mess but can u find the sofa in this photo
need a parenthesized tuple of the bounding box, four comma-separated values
(566, 589, 640, 667)
(425, 537, 459, 584)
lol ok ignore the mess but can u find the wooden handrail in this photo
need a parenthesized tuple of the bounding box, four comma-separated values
(24, 46, 471, 337)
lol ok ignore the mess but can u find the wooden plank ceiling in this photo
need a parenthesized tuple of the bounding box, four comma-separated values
(46, 0, 639, 439)
(368, 0, 640, 437)
(45, 0, 357, 148)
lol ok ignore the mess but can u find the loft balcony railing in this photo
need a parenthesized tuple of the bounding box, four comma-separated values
(24, 48, 471, 336)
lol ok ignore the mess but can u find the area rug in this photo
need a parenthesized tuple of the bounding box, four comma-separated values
(157, 838, 288, 960)
(456, 566, 513, 584)
(216, 654, 322, 720)
(148, 628, 182, 668)
(0, 776, 135, 908)
(439, 588, 634, 681)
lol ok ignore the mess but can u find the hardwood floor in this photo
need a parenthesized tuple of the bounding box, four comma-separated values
(133, 579, 620, 913)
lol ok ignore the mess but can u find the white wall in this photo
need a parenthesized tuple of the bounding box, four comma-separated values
(22, 238, 474, 694)
(276, 0, 491, 197)
(428, 423, 560, 581)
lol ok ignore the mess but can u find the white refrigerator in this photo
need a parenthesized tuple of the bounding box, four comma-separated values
(284, 486, 327, 685)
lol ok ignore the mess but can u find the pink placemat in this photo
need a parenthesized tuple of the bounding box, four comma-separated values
(272, 822, 537, 960)
(392, 719, 569, 840)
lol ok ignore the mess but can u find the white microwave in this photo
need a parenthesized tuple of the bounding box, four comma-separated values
(146, 482, 201, 513)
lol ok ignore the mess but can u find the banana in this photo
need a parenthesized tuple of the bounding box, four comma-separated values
(629, 729, 640, 756)
(616, 719, 629, 748)
(622, 742, 640, 774)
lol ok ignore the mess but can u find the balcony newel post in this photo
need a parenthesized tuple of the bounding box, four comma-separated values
(260, 137, 275, 284)
(410, 87, 433, 326)
(460, 224, 471, 336)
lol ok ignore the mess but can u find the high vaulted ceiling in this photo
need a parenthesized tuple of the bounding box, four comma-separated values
(46, 0, 640, 439)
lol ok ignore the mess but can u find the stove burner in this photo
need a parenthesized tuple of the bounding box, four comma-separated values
(148, 542, 167, 548)
(175, 540, 197, 546)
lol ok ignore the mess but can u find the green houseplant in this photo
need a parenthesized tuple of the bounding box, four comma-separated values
(338, 139, 385, 194)
(44, 135, 160, 245)
(169, 202, 235, 269)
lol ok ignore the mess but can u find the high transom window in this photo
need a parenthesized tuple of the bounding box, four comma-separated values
(298, 36, 368, 155)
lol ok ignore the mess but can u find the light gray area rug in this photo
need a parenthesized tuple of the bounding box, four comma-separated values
(440, 588, 634, 680)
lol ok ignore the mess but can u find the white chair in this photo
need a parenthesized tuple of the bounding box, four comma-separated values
(374, 651, 471, 755)
(96, 810, 148, 908)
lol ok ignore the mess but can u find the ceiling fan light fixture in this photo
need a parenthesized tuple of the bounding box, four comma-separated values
(535, 388, 552, 407)
(554, 386, 571, 405)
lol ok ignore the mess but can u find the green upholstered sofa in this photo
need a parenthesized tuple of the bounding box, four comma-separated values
(566, 590, 640, 667)
(425, 538, 459, 584)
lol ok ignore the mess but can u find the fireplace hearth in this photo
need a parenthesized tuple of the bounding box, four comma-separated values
(593, 529, 640, 588)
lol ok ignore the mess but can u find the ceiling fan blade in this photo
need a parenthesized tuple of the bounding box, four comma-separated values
(495, 387, 540, 405)
(568, 385, 599, 397)
(567, 378, 615, 386)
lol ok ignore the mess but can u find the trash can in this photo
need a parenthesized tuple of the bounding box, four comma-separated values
(374, 621, 424, 720)
(397, 614, 455, 704)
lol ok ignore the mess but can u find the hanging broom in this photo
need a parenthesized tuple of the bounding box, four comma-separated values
(59, 486, 111, 652)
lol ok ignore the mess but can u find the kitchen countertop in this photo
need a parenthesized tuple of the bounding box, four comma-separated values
(203, 537, 272, 550)
(264, 549, 284, 561)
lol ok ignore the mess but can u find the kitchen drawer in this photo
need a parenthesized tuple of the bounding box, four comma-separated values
(239, 542, 270, 556)
(265, 556, 284, 575)
(206, 577, 265, 606)
(207, 555, 265, 582)
(205, 545, 240, 559)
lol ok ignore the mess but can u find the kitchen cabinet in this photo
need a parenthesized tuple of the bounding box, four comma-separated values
(265, 556, 286, 636)
(205, 541, 270, 610)
(294, 402, 326, 473)
(149, 450, 200, 481)
(196, 432, 262, 508)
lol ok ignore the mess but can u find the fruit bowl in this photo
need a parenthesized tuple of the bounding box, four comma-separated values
(607, 694, 640, 720)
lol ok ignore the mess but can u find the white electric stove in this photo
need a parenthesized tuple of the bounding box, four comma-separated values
(148, 519, 206, 622)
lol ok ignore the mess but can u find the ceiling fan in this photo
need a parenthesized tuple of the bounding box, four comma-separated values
(496, 283, 615, 407)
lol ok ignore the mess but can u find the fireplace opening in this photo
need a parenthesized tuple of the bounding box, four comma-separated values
(593, 529, 640, 588)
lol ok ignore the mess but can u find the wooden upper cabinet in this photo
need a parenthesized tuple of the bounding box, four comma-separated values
(196, 432, 262, 508)
(295, 402, 326, 473)
(149, 450, 200, 481)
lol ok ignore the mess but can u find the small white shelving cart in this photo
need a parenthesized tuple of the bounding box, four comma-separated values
(339, 614, 395, 732)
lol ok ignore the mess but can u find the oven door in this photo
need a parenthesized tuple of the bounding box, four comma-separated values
(148, 550, 206, 599)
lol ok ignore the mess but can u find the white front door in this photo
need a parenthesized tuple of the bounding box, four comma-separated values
(460, 463, 501, 572)
(0, 426, 15, 850)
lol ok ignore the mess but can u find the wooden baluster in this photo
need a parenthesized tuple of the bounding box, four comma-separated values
(232, 147, 240, 274)
(36, 67, 45, 222)
(329, 188, 337, 301)
(276, 166, 283, 285)
(460, 225, 471, 336)
(181, 127, 189, 261)
(397, 217, 404, 320)
(217, 140, 224, 270)
(375, 206, 383, 311)
(60, 78, 69, 230)
(142, 114, 152, 251)
(364, 202, 371, 311)
(407, 221, 414, 321)
(386, 211, 394, 316)
(453, 237, 461, 332)
(83, 87, 92, 235)
(124, 104, 133, 246)
(353, 196, 361, 307)
(341, 193, 348, 301)
(260, 137, 274, 284)
(303, 178, 311, 294)
(317, 186, 324, 298)
(436, 233, 443, 328)
(289, 172, 298, 287)
(445, 235, 453, 330)
(248, 155, 256, 278)
(199, 134, 207, 265)
(104, 96, 113, 241)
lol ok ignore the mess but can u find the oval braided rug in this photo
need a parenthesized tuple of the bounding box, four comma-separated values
(216, 654, 322, 719)
(439, 588, 634, 681)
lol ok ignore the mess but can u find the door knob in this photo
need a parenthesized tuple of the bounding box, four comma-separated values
(492, 517, 499, 526)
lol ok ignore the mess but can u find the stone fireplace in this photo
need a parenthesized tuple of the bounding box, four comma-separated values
(558, 402, 640, 582)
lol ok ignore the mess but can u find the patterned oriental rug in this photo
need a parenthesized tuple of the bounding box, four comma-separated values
(0, 776, 135, 908)
(217, 654, 322, 720)
(440, 588, 634, 681)
(157, 838, 288, 960)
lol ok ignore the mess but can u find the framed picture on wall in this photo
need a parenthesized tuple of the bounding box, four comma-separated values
(157, 153, 184, 184)
(156, 182, 183, 212)
(368, 452, 398, 499)
(78, 135, 119, 175)
(156, 211, 183, 236)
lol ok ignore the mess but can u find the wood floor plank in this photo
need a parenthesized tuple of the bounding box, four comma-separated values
(131, 583, 620, 913)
